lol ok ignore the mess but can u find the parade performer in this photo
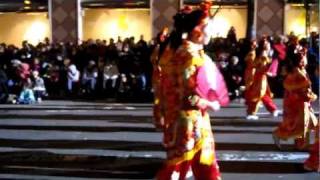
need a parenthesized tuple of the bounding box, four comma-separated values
(243, 40, 257, 120)
(154, 2, 229, 179)
(272, 49, 318, 150)
(244, 38, 279, 120)
(151, 27, 169, 129)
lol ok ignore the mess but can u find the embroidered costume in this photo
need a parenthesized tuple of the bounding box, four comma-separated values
(273, 67, 318, 148)
(272, 49, 318, 151)
(244, 39, 278, 120)
(154, 2, 229, 179)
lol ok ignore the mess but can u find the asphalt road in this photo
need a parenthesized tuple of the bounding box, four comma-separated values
(0, 99, 318, 180)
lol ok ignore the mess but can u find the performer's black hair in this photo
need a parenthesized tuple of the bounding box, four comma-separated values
(286, 49, 307, 73)
(158, 9, 206, 56)
(256, 37, 268, 57)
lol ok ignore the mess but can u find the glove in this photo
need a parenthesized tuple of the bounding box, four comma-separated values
(207, 100, 220, 111)
(189, 96, 220, 111)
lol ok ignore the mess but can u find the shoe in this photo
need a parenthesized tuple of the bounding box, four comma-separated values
(294, 138, 309, 151)
(186, 168, 193, 178)
(304, 161, 320, 172)
(246, 115, 259, 120)
(272, 133, 282, 150)
(11, 99, 16, 104)
(272, 110, 280, 117)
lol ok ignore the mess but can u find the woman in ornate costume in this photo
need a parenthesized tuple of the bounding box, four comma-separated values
(150, 27, 169, 129)
(272, 49, 318, 151)
(153, 2, 229, 180)
(244, 37, 279, 120)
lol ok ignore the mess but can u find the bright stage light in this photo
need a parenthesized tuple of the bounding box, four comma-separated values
(311, 26, 318, 32)
(24, 0, 31, 5)
(23, 21, 47, 45)
(289, 19, 305, 36)
(211, 16, 231, 37)
(83, 8, 151, 41)
(118, 15, 129, 31)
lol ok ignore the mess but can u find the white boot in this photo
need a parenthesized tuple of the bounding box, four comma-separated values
(246, 114, 259, 120)
(272, 110, 280, 117)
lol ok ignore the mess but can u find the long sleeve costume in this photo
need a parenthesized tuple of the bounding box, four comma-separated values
(244, 53, 277, 115)
(156, 41, 228, 180)
(273, 68, 318, 142)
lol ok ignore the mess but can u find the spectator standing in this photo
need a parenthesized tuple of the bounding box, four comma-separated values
(64, 58, 80, 95)
(226, 56, 243, 100)
(0, 69, 8, 103)
(103, 60, 119, 91)
(82, 60, 98, 94)
(31, 70, 46, 102)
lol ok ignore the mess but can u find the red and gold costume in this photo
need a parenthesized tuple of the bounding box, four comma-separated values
(156, 41, 222, 180)
(273, 67, 318, 147)
(154, 2, 227, 179)
(244, 53, 277, 115)
(151, 28, 169, 129)
(244, 49, 256, 90)
(151, 44, 164, 129)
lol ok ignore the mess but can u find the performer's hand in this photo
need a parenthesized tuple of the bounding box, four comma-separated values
(207, 100, 220, 111)
(154, 116, 165, 131)
(266, 72, 276, 77)
(308, 90, 317, 102)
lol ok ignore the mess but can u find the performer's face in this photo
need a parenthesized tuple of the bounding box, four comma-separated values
(299, 55, 307, 68)
(190, 25, 205, 44)
(190, 19, 212, 45)
(251, 40, 257, 49)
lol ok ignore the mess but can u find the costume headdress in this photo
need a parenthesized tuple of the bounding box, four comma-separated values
(173, 1, 212, 33)
(162, 1, 214, 50)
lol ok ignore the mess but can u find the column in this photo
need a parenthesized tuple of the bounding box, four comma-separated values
(150, 0, 183, 38)
(48, 0, 82, 43)
(256, 0, 284, 38)
(246, 0, 257, 40)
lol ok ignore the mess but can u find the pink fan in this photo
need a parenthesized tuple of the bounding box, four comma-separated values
(196, 57, 229, 106)
(267, 58, 279, 77)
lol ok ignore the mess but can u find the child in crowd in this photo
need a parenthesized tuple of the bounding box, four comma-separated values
(32, 70, 46, 102)
(64, 58, 80, 95)
(17, 79, 35, 104)
(82, 60, 98, 93)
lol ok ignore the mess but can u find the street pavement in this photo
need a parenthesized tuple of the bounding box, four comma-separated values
(0, 99, 318, 180)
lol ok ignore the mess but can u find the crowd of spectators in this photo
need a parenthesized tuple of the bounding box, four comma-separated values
(0, 28, 318, 104)
(0, 35, 153, 103)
